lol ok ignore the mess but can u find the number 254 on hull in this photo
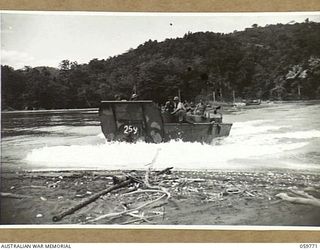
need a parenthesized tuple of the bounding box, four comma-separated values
(99, 101, 232, 144)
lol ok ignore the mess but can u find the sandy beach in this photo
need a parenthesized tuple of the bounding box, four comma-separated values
(1, 169, 319, 226)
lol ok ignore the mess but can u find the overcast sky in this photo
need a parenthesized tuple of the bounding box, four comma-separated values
(1, 11, 319, 69)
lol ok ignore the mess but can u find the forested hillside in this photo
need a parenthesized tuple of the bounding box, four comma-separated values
(2, 20, 320, 110)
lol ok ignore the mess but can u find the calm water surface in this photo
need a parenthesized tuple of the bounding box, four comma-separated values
(1, 102, 320, 172)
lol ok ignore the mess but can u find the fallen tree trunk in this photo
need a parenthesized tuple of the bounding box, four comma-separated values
(52, 178, 132, 222)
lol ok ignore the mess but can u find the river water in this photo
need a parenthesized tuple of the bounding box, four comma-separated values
(1, 101, 320, 173)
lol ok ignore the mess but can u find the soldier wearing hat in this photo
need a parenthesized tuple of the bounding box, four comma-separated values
(130, 93, 138, 101)
(171, 96, 186, 122)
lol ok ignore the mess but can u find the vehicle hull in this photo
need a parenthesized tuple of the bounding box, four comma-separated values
(163, 122, 232, 143)
(99, 101, 232, 144)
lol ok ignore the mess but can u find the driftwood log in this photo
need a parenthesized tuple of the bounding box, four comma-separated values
(276, 191, 320, 207)
(0, 192, 32, 199)
(52, 178, 132, 222)
(156, 167, 174, 176)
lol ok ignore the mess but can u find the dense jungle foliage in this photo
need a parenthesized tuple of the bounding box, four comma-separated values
(2, 20, 320, 110)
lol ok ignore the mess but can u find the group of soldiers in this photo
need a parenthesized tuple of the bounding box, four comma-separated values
(164, 96, 207, 122)
(114, 93, 208, 123)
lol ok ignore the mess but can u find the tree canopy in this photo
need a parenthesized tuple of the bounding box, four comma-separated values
(2, 21, 320, 110)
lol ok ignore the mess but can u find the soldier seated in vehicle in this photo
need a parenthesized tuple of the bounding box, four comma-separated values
(183, 100, 192, 113)
(164, 98, 175, 113)
(114, 94, 121, 101)
(208, 106, 222, 123)
(130, 93, 138, 101)
(171, 96, 186, 123)
(194, 99, 206, 116)
(161, 98, 174, 123)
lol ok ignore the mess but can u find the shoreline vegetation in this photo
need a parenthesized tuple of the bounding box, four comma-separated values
(2, 21, 320, 111)
(1, 167, 320, 225)
(2, 100, 320, 114)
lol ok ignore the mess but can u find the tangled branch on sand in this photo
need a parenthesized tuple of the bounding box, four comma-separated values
(52, 148, 172, 224)
(86, 148, 171, 224)
(87, 191, 168, 223)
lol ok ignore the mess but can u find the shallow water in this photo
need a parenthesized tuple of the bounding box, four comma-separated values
(1, 102, 320, 172)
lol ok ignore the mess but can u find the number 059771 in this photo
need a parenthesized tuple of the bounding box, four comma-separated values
(300, 244, 318, 248)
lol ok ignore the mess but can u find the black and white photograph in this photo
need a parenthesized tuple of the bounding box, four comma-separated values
(1, 11, 320, 226)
